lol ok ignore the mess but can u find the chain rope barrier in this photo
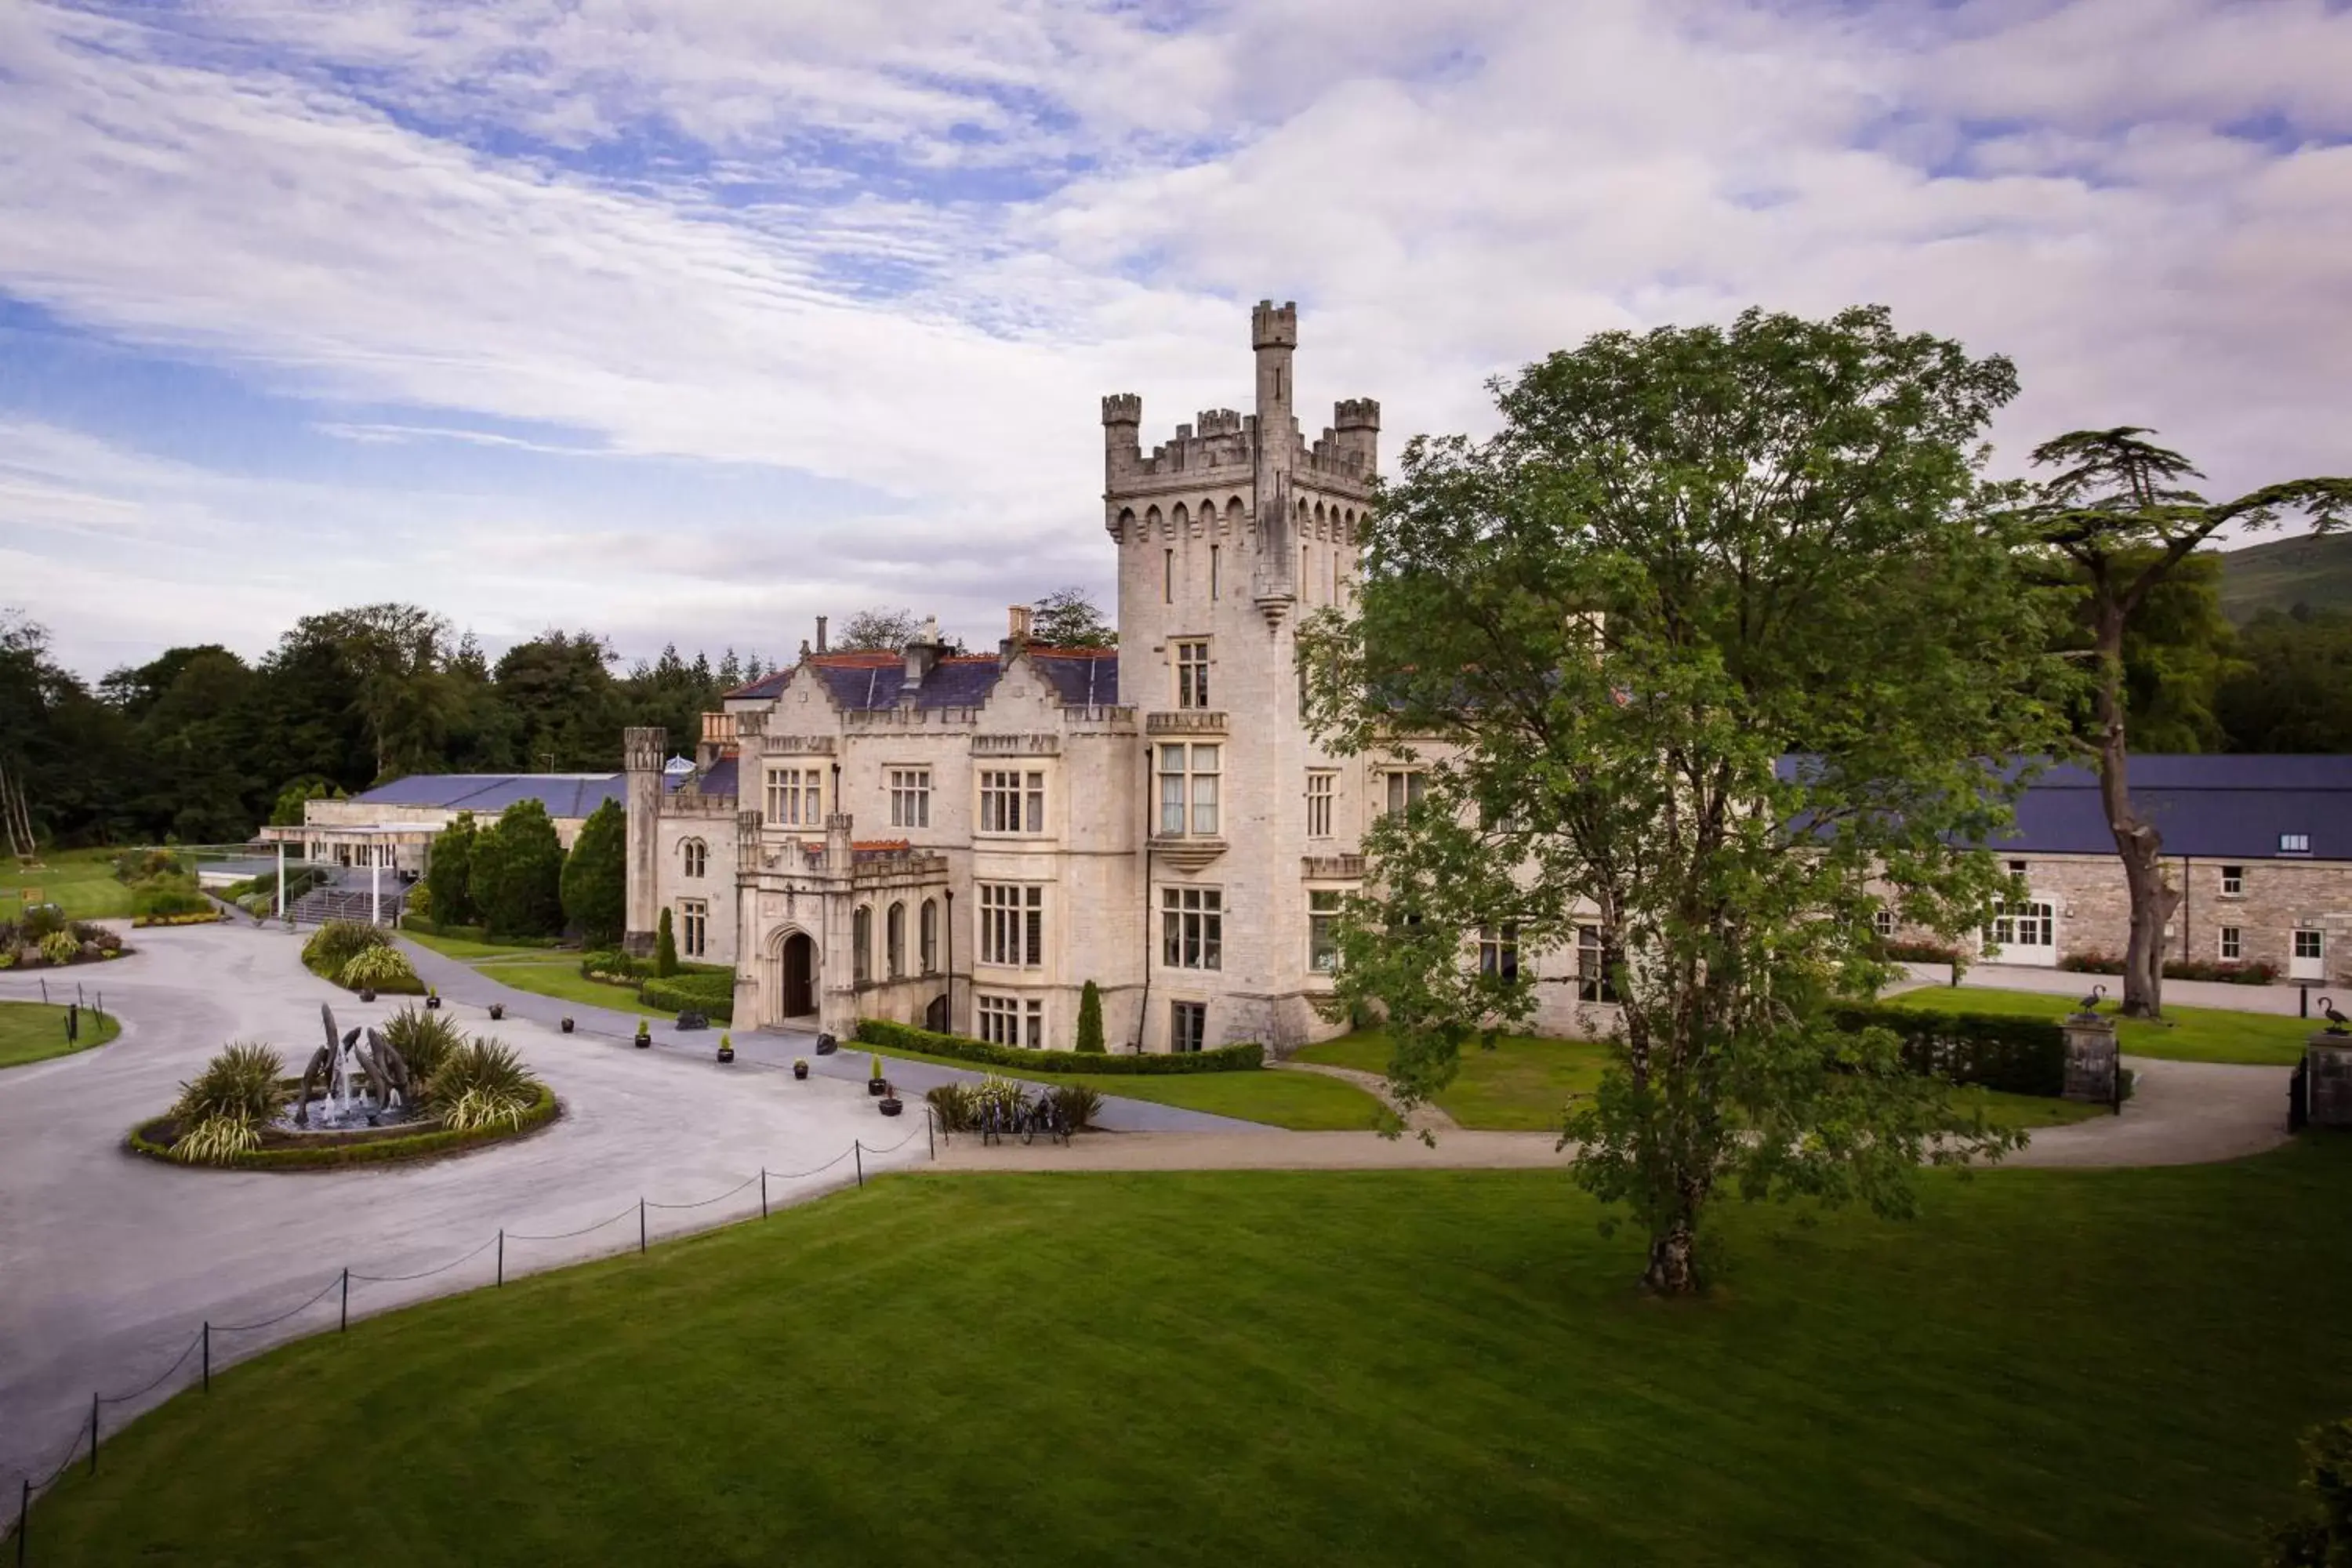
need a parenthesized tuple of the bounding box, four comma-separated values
(347, 1233, 500, 1285)
(207, 1273, 345, 1337)
(90, 1333, 201, 1407)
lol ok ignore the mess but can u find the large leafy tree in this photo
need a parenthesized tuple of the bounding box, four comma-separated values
(559, 798, 627, 946)
(2013, 430, 2352, 1017)
(1027, 587, 1117, 648)
(1301, 306, 2070, 1294)
(426, 811, 480, 927)
(469, 800, 565, 939)
(2221, 608, 2352, 753)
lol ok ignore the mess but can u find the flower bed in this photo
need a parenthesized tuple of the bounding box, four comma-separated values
(132, 910, 225, 928)
(2059, 950, 2281, 985)
(127, 1083, 561, 1171)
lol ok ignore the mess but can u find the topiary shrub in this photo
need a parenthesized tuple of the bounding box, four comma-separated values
(641, 972, 733, 1022)
(655, 907, 679, 978)
(1076, 979, 1105, 1053)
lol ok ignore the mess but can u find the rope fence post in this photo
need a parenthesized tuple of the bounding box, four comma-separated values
(760, 1167, 768, 1219)
(340, 1269, 349, 1332)
(497, 1230, 505, 1287)
(855, 1141, 863, 1188)
(87, 1394, 97, 1477)
(202, 1323, 210, 1392)
(638, 1199, 646, 1255)
(927, 1107, 935, 1160)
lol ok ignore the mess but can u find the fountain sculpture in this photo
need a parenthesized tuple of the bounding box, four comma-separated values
(291, 1001, 417, 1131)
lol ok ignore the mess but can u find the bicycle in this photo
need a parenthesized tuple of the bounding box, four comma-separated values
(1020, 1090, 1069, 1147)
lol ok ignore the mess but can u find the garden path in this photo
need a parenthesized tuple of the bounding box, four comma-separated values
(1272, 1057, 1459, 1132)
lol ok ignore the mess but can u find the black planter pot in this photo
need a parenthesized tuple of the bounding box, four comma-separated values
(561, 1018, 575, 1034)
(793, 1062, 809, 1080)
(633, 1031, 652, 1050)
(867, 1079, 887, 1097)
(358, 988, 376, 1003)
(879, 1097, 903, 1117)
(425, 996, 441, 1011)
(717, 1044, 735, 1065)
(815, 1033, 839, 1056)
(488, 1004, 504, 1021)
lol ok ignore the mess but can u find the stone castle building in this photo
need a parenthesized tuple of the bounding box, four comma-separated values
(622, 301, 1395, 1051)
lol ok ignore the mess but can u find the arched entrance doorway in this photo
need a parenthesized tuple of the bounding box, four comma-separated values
(781, 931, 818, 1019)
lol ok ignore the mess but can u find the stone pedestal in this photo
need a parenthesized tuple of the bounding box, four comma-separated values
(2061, 1015, 2119, 1105)
(2307, 1034, 2352, 1128)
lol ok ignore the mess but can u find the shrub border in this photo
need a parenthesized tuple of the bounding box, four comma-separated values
(856, 1017, 1263, 1075)
(1832, 1004, 2067, 1098)
(126, 1083, 561, 1171)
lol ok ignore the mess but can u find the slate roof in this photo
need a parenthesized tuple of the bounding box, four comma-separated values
(695, 755, 739, 799)
(726, 647, 1120, 712)
(353, 774, 626, 819)
(1992, 756, 2352, 862)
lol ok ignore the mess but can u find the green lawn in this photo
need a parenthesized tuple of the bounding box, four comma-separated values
(1295, 1029, 1607, 1130)
(0, 998, 121, 1068)
(34, 1142, 2352, 1565)
(1889, 983, 2314, 1065)
(870, 1043, 1385, 1131)
(1, 846, 135, 920)
(470, 956, 646, 1014)
(401, 929, 569, 962)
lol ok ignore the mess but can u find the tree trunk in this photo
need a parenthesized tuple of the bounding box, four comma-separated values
(1642, 1215, 1700, 1295)
(2091, 608, 2177, 1018)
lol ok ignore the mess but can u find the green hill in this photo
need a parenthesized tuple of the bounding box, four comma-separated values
(2219, 531, 2352, 622)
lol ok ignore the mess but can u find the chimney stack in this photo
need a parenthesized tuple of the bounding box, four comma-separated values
(815, 615, 828, 654)
(1007, 604, 1033, 643)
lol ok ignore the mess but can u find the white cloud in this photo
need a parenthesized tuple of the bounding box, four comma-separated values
(2, 0, 2349, 673)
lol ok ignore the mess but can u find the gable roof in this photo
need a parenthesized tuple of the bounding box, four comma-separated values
(732, 647, 1120, 713)
(1994, 756, 2352, 861)
(353, 773, 626, 819)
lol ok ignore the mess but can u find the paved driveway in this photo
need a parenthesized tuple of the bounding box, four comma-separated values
(0, 922, 927, 1492)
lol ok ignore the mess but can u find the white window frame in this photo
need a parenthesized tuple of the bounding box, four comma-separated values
(978, 769, 1045, 835)
(978, 993, 1042, 1048)
(1385, 770, 1428, 815)
(2219, 925, 2242, 961)
(1873, 909, 1896, 938)
(1175, 641, 1210, 709)
(1157, 744, 1221, 837)
(2281, 833, 2312, 855)
(1479, 922, 1519, 982)
(2220, 865, 2245, 897)
(1171, 1000, 1208, 1054)
(2296, 928, 2325, 960)
(1305, 771, 1335, 839)
(1577, 924, 1617, 1003)
(888, 768, 931, 830)
(764, 766, 823, 827)
(1162, 886, 1222, 971)
(978, 884, 1044, 968)
(1308, 888, 1345, 974)
(680, 898, 707, 958)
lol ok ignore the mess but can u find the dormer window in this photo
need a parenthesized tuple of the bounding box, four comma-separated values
(2281, 833, 2311, 856)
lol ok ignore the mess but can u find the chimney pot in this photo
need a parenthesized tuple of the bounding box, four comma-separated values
(815, 615, 828, 653)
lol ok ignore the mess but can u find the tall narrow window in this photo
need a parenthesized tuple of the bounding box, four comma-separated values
(1210, 544, 1220, 600)
(920, 898, 938, 975)
(886, 902, 906, 978)
(681, 838, 707, 878)
(978, 770, 1046, 833)
(1479, 923, 1519, 982)
(764, 767, 822, 826)
(1171, 1000, 1207, 1054)
(1161, 887, 1222, 969)
(888, 768, 931, 829)
(1163, 549, 1174, 604)
(1301, 545, 1311, 603)
(1157, 744, 1221, 836)
(1385, 771, 1427, 815)
(2219, 926, 2242, 960)
(978, 884, 1044, 967)
(1175, 641, 1210, 708)
(1308, 889, 1344, 973)
(852, 905, 872, 985)
(1577, 924, 1617, 1003)
(680, 899, 707, 958)
(1305, 771, 1335, 838)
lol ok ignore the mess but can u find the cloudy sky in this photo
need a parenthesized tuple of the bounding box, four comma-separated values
(4, 0, 2347, 677)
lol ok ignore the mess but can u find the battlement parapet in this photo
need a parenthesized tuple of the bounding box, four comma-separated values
(661, 791, 739, 818)
(1250, 299, 1298, 350)
(1334, 397, 1379, 430)
(1102, 393, 1142, 427)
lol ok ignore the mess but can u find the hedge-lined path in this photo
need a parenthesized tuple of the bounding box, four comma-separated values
(1272, 1058, 1459, 1133)
(935, 1054, 2291, 1173)
(0, 920, 928, 1497)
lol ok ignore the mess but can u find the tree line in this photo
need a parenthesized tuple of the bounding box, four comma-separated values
(0, 589, 1116, 848)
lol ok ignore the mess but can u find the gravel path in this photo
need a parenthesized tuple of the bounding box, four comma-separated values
(1274, 1058, 1457, 1132)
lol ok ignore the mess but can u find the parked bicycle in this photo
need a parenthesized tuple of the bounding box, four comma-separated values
(1021, 1089, 1069, 1147)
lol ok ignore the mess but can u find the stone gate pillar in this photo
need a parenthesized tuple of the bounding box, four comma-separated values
(2307, 1033, 2352, 1128)
(2061, 1014, 2119, 1105)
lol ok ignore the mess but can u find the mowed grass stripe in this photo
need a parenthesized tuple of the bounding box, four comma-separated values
(32, 1144, 2352, 1565)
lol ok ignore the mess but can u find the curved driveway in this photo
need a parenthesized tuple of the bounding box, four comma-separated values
(0, 921, 927, 1493)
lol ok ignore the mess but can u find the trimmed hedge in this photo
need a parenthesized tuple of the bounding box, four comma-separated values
(133, 910, 224, 928)
(643, 973, 735, 1023)
(856, 1017, 1265, 1075)
(126, 1083, 560, 1171)
(1831, 1005, 2067, 1098)
(403, 916, 561, 948)
(2060, 949, 2281, 985)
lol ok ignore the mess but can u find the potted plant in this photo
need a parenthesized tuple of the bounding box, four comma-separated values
(717, 1033, 735, 1065)
(488, 1002, 504, 1021)
(867, 1054, 887, 1096)
(561, 1017, 575, 1034)
(633, 1017, 652, 1049)
(793, 1058, 809, 1080)
(358, 985, 376, 1003)
(878, 1082, 902, 1116)
(425, 986, 441, 1011)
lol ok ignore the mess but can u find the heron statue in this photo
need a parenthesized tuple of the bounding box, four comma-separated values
(2074, 983, 2107, 1018)
(2321, 996, 2348, 1037)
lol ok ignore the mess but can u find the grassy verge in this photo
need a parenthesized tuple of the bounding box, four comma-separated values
(0, 998, 122, 1069)
(870, 1042, 1385, 1130)
(402, 929, 572, 962)
(1889, 983, 2311, 1065)
(34, 1142, 2352, 1565)
(471, 957, 645, 1014)
(0, 845, 136, 920)
(1295, 1029, 1607, 1131)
